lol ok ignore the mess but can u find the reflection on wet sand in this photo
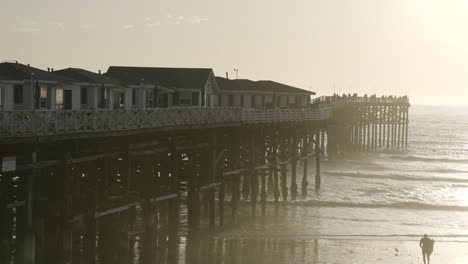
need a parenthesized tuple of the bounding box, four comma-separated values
(184, 233, 321, 264)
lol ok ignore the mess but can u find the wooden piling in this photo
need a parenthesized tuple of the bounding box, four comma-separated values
(272, 136, 280, 203)
(370, 106, 375, 148)
(315, 131, 321, 190)
(290, 131, 298, 201)
(379, 105, 382, 147)
(230, 136, 241, 225)
(301, 134, 309, 198)
(187, 151, 200, 228)
(405, 106, 409, 147)
(280, 135, 288, 202)
(209, 134, 217, 230)
(250, 133, 258, 217)
(141, 157, 157, 264)
(168, 145, 180, 260)
(57, 152, 72, 264)
(19, 144, 38, 264)
(83, 163, 97, 264)
(320, 129, 325, 155)
(0, 170, 11, 264)
(260, 133, 267, 216)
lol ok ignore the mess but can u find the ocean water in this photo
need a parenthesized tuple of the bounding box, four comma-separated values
(220, 105, 468, 242)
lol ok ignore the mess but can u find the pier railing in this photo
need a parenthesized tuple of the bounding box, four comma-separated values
(313, 96, 410, 105)
(242, 108, 332, 123)
(0, 107, 333, 138)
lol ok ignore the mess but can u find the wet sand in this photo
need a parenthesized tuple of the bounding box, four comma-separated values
(178, 237, 468, 264)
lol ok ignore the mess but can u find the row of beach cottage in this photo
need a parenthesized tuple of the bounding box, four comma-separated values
(0, 62, 315, 111)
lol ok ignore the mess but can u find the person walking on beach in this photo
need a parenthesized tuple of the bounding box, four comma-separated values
(420, 234, 434, 264)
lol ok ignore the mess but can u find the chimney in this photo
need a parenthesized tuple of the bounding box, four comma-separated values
(27, 64, 30, 67)
(51, 68, 54, 72)
(47, 68, 50, 72)
(98, 70, 101, 75)
(225, 72, 229, 79)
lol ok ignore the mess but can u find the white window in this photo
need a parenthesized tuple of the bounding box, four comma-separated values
(40, 86, 48, 109)
(56, 88, 64, 110)
(113, 91, 124, 109)
(146, 90, 153, 108)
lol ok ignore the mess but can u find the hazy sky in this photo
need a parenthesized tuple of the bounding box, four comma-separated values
(2, 0, 468, 105)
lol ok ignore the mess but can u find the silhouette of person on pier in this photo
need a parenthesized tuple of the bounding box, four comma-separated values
(420, 234, 434, 264)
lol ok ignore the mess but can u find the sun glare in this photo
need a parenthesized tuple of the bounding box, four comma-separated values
(420, 0, 468, 45)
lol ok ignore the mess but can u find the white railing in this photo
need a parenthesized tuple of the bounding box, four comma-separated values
(313, 95, 410, 104)
(0, 107, 333, 138)
(242, 107, 333, 124)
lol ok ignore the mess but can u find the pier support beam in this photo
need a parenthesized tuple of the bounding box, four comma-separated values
(230, 134, 241, 225)
(0, 171, 11, 264)
(209, 134, 217, 230)
(250, 133, 258, 217)
(187, 152, 200, 229)
(290, 131, 298, 201)
(315, 132, 321, 190)
(280, 135, 288, 202)
(19, 146, 38, 264)
(272, 137, 280, 204)
(301, 134, 309, 198)
(83, 163, 97, 264)
(405, 106, 409, 147)
(141, 157, 157, 264)
(260, 133, 267, 216)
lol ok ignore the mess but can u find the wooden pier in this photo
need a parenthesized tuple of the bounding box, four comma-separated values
(317, 96, 411, 156)
(0, 97, 409, 264)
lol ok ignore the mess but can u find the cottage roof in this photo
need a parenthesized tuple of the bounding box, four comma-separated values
(215, 77, 315, 95)
(106, 66, 213, 89)
(0, 62, 75, 83)
(54, 68, 121, 85)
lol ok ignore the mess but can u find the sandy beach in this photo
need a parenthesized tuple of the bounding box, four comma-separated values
(294, 239, 468, 264)
(181, 237, 468, 264)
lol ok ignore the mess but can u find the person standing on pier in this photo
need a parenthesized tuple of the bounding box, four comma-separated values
(420, 234, 434, 264)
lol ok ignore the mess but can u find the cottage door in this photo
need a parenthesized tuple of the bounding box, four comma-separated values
(64, 90, 72, 110)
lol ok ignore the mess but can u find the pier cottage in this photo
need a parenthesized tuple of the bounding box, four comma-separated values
(214, 77, 315, 108)
(0, 62, 80, 110)
(105, 66, 219, 108)
(54, 68, 128, 110)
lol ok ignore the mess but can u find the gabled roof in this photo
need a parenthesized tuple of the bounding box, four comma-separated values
(54, 68, 121, 85)
(215, 77, 315, 95)
(0, 62, 75, 83)
(106, 66, 213, 88)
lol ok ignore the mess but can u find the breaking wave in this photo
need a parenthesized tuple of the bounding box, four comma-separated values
(292, 200, 468, 211)
(387, 155, 468, 164)
(323, 171, 468, 183)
